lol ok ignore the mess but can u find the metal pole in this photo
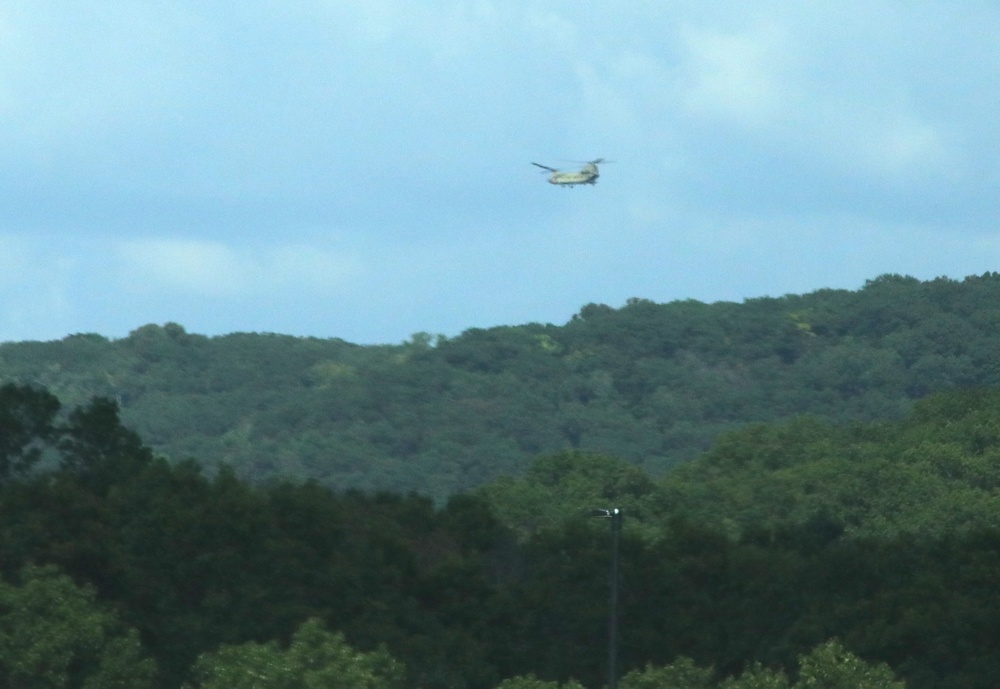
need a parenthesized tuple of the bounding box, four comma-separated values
(590, 508, 623, 689)
(608, 508, 622, 689)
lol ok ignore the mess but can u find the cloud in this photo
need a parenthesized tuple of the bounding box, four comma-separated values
(114, 238, 362, 298)
(0, 235, 75, 342)
(679, 21, 791, 127)
(0, 236, 32, 286)
(673, 15, 952, 179)
(0, 5, 201, 149)
(116, 239, 248, 296)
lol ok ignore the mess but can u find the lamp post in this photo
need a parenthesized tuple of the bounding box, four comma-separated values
(590, 507, 623, 689)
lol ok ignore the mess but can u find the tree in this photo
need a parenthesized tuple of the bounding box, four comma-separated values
(620, 657, 716, 689)
(793, 640, 903, 689)
(187, 617, 404, 689)
(0, 383, 60, 481)
(493, 676, 586, 689)
(720, 664, 789, 689)
(58, 397, 153, 495)
(0, 564, 157, 689)
(616, 642, 903, 689)
(475, 451, 658, 539)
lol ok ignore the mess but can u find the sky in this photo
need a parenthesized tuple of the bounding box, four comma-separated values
(3, 1, 1000, 345)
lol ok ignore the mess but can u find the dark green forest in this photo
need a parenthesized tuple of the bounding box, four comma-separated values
(4, 382, 1000, 689)
(2, 273, 999, 500)
(5, 273, 1000, 689)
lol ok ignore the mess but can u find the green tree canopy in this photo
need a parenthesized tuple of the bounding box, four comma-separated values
(6, 273, 1000, 498)
(493, 676, 587, 689)
(187, 618, 404, 689)
(617, 641, 903, 689)
(0, 383, 60, 481)
(0, 564, 156, 689)
(793, 640, 904, 689)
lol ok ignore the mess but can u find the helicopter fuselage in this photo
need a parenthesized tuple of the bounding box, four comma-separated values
(547, 163, 599, 186)
(532, 159, 604, 187)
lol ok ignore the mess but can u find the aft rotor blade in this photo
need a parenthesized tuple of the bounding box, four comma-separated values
(532, 162, 558, 172)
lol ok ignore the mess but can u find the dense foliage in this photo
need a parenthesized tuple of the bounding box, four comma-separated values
(3, 382, 1000, 689)
(3, 273, 1000, 498)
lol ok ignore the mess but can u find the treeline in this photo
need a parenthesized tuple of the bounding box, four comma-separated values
(2, 273, 1000, 498)
(479, 387, 1000, 542)
(5, 384, 1000, 689)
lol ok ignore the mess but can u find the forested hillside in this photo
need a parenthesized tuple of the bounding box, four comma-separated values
(5, 382, 1000, 689)
(2, 272, 999, 498)
(477, 387, 1000, 542)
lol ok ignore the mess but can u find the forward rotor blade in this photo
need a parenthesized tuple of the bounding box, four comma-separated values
(531, 162, 558, 172)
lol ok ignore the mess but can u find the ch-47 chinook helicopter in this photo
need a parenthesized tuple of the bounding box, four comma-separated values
(531, 158, 607, 187)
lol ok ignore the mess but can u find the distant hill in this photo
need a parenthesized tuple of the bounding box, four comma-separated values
(2, 272, 999, 500)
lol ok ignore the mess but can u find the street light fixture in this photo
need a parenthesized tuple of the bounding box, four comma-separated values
(589, 507, 623, 689)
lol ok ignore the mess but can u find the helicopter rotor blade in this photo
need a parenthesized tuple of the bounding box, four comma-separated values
(531, 162, 558, 172)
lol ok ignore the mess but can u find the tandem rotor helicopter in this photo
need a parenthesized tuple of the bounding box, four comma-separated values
(531, 158, 609, 187)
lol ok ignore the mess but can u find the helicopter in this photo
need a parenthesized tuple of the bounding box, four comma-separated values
(531, 158, 607, 187)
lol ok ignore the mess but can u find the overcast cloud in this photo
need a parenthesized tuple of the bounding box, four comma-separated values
(2, 1, 999, 344)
